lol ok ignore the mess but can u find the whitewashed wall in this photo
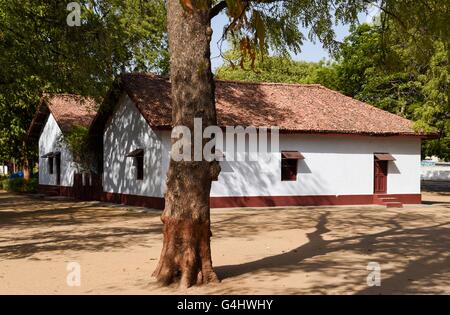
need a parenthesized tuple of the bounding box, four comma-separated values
(105, 97, 421, 198)
(421, 163, 450, 181)
(0, 165, 7, 175)
(158, 133, 421, 197)
(38, 114, 75, 187)
(103, 93, 166, 197)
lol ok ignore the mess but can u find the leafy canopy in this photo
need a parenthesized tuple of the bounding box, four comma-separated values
(335, 22, 449, 160)
(216, 18, 450, 160)
(0, 0, 168, 163)
(216, 49, 339, 89)
(208, 0, 449, 68)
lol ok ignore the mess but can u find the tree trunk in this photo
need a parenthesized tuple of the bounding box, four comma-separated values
(22, 141, 30, 180)
(23, 160, 30, 180)
(152, 0, 220, 288)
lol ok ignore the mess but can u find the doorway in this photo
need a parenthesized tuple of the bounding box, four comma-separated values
(374, 159, 388, 194)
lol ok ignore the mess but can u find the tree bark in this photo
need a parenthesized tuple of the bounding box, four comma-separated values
(23, 160, 30, 180)
(22, 141, 30, 180)
(152, 0, 220, 288)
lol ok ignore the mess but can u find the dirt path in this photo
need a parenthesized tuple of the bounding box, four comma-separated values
(0, 191, 449, 294)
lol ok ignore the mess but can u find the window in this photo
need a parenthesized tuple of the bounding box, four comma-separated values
(48, 156, 54, 174)
(281, 151, 304, 181)
(136, 154, 144, 180)
(126, 149, 144, 180)
(42, 152, 55, 174)
(55, 153, 61, 185)
(281, 158, 297, 181)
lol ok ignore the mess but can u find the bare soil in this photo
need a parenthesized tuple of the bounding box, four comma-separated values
(0, 191, 448, 294)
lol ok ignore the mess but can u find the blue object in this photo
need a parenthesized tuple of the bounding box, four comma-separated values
(421, 160, 436, 167)
(9, 171, 24, 179)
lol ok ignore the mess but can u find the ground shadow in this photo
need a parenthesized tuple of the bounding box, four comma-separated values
(215, 211, 450, 294)
(0, 192, 162, 259)
(216, 212, 330, 278)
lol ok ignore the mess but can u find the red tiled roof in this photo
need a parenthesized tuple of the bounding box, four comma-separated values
(44, 94, 97, 132)
(119, 73, 420, 136)
(27, 94, 97, 141)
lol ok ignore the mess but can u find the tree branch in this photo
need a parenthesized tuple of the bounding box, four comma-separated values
(209, 1, 227, 19)
(209, 0, 286, 20)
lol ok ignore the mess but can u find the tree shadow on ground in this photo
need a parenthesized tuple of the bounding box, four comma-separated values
(0, 193, 162, 259)
(216, 212, 331, 278)
(215, 211, 450, 294)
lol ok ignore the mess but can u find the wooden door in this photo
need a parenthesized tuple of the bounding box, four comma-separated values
(374, 160, 388, 194)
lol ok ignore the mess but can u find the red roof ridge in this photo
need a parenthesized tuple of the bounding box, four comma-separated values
(215, 79, 323, 88)
(121, 72, 324, 88)
(120, 72, 168, 80)
(42, 92, 93, 98)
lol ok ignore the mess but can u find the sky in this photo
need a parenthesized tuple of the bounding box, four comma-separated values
(210, 7, 380, 70)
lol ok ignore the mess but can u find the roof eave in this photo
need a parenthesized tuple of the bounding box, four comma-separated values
(26, 95, 50, 144)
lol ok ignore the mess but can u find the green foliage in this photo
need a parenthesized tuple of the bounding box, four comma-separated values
(216, 50, 339, 90)
(415, 42, 450, 160)
(1, 0, 449, 165)
(0, 0, 168, 164)
(214, 0, 449, 70)
(216, 19, 450, 160)
(1, 177, 38, 193)
(216, 0, 367, 67)
(335, 22, 449, 160)
(334, 23, 432, 117)
(63, 125, 92, 172)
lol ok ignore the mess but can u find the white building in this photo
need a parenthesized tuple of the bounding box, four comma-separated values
(0, 165, 8, 176)
(90, 73, 430, 209)
(421, 161, 450, 181)
(27, 94, 97, 196)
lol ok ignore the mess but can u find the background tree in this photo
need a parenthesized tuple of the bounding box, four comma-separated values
(216, 20, 450, 160)
(155, 0, 449, 288)
(335, 23, 449, 160)
(216, 49, 339, 89)
(0, 0, 168, 176)
(415, 42, 449, 160)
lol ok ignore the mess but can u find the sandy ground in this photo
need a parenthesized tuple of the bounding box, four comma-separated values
(0, 190, 449, 295)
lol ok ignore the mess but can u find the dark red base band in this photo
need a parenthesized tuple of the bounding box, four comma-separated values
(38, 185, 421, 210)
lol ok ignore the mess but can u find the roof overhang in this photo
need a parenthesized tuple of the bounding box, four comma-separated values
(151, 126, 435, 138)
(418, 132, 440, 140)
(374, 153, 396, 161)
(41, 151, 60, 158)
(281, 151, 305, 160)
(278, 129, 437, 138)
(27, 96, 51, 144)
(126, 148, 144, 157)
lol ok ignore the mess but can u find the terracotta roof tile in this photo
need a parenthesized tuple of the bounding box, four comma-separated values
(119, 73, 419, 136)
(27, 94, 97, 141)
(42, 93, 97, 133)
